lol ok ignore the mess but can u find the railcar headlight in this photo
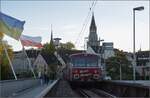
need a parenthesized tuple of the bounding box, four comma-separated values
(73, 70, 78, 73)
(74, 70, 78, 73)
(74, 74, 79, 79)
(94, 70, 98, 73)
(93, 74, 99, 79)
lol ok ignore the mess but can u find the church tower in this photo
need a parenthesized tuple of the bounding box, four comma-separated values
(87, 13, 100, 53)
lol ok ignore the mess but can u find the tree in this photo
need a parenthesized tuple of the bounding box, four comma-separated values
(60, 42, 75, 50)
(41, 41, 75, 79)
(42, 42, 56, 54)
(0, 32, 4, 39)
(41, 41, 58, 78)
(106, 49, 133, 80)
(0, 32, 14, 80)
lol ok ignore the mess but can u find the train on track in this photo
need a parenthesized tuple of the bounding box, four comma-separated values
(64, 53, 104, 82)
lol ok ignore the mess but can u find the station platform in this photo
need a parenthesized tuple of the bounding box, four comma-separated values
(8, 81, 57, 98)
(112, 80, 150, 87)
(11, 81, 54, 98)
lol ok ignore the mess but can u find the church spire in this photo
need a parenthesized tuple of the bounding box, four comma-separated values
(50, 24, 53, 44)
(90, 12, 96, 31)
(87, 12, 99, 51)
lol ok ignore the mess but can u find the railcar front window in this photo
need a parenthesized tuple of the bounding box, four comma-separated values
(86, 57, 98, 67)
(71, 56, 98, 67)
(72, 57, 85, 67)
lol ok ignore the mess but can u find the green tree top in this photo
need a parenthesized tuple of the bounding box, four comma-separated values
(60, 41, 75, 50)
(42, 42, 56, 54)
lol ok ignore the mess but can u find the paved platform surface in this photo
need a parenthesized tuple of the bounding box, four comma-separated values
(112, 80, 150, 87)
(12, 81, 54, 98)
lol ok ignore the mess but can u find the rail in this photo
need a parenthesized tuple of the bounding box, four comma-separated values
(77, 89, 91, 98)
(92, 88, 116, 98)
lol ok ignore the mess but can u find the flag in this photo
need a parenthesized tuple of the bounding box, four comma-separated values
(20, 35, 43, 48)
(0, 12, 25, 40)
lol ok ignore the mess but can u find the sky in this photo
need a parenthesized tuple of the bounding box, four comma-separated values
(1, 0, 149, 52)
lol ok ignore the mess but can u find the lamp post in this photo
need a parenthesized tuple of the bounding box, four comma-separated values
(133, 6, 144, 81)
(99, 39, 105, 77)
(149, 29, 150, 80)
(119, 61, 122, 80)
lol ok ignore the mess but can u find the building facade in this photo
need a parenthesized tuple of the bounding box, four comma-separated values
(136, 51, 150, 78)
(125, 51, 150, 78)
(33, 54, 49, 75)
(12, 51, 29, 74)
(12, 50, 39, 75)
(102, 42, 114, 59)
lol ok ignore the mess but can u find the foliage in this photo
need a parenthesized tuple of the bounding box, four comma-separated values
(106, 49, 133, 80)
(0, 33, 14, 80)
(48, 64, 58, 79)
(41, 41, 58, 78)
(0, 32, 4, 40)
(60, 42, 75, 50)
(41, 41, 75, 79)
(42, 42, 56, 54)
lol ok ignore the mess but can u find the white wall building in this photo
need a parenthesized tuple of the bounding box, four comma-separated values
(33, 54, 49, 75)
(102, 42, 114, 59)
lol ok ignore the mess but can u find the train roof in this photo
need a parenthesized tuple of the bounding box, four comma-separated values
(70, 52, 99, 57)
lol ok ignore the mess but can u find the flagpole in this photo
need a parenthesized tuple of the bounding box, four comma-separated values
(1, 41, 17, 80)
(22, 46, 36, 79)
(19, 40, 36, 79)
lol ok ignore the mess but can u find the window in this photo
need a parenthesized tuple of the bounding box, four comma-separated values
(72, 57, 85, 67)
(71, 55, 98, 67)
(86, 57, 98, 67)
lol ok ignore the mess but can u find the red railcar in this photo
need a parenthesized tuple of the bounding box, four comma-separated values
(66, 53, 102, 82)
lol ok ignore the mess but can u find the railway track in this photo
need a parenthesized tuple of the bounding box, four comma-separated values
(77, 89, 91, 97)
(44, 80, 150, 97)
(91, 88, 117, 98)
(76, 88, 116, 98)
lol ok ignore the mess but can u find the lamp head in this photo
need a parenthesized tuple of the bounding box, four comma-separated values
(133, 6, 144, 11)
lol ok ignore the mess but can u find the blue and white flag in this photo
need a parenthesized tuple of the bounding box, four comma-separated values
(0, 12, 25, 40)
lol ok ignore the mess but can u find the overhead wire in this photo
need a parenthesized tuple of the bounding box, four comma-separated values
(74, 0, 97, 48)
(74, 1, 94, 45)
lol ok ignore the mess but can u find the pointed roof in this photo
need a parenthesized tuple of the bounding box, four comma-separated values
(34, 52, 59, 65)
(50, 31, 53, 42)
(41, 53, 56, 65)
(90, 12, 96, 29)
(50, 24, 53, 44)
(33, 54, 48, 66)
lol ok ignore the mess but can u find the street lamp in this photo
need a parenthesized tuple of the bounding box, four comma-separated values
(133, 6, 144, 81)
(54, 38, 61, 49)
(119, 61, 122, 80)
